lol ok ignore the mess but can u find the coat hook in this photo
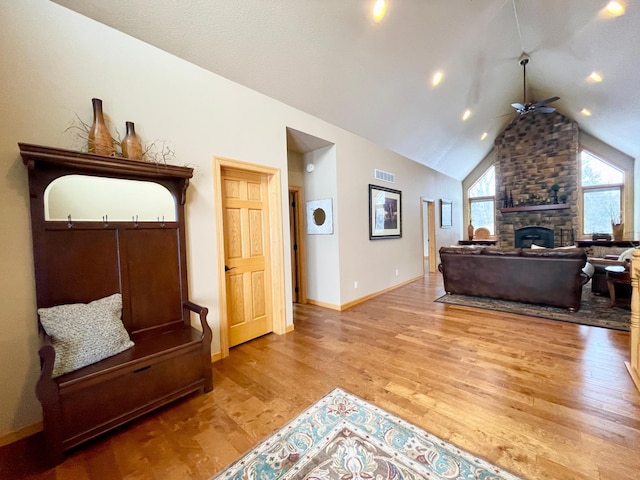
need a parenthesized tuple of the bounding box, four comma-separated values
(67, 214, 73, 229)
(102, 215, 109, 227)
(132, 214, 139, 227)
(158, 215, 165, 227)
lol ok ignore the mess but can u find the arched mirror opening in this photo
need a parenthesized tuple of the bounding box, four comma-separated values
(313, 208, 326, 226)
(44, 174, 177, 222)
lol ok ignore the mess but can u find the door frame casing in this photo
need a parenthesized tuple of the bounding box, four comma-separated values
(214, 156, 287, 359)
(288, 186, 307, 304)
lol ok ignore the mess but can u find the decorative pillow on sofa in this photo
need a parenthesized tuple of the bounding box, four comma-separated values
(618, 247, 636, 262)
(38, 293, 134, 378)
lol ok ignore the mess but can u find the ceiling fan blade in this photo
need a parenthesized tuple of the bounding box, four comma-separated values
(511, 103, 525, 110)
(534, 96, 560, 107)
(535, 106, 556, 113)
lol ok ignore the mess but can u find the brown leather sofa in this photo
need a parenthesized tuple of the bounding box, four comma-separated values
(438, 246, 590, 311)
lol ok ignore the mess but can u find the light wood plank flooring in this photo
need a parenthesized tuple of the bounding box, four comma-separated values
(2, 273, 639, 479)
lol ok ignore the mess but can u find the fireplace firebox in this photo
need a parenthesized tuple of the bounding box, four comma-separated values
(515, 226, 554, 248)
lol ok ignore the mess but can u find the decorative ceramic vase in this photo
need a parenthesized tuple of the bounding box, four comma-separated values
(612, 223, 624, 241)
(121, 121, 143, 160)
(88, 98, 114, 156)
(468, 220, 474, 241)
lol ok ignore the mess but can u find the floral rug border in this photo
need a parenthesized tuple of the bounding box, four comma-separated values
(212, 387, 522, 480)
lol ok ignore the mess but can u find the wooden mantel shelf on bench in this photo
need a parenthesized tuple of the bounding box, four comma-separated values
(500, 203, 569, 213)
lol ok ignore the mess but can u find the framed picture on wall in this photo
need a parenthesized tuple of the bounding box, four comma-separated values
(369, 184, 402, 239)
(306, 198, 333, 234)
(440, 199, 452, 228)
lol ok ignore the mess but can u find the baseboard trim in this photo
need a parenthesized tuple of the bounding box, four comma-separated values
(0, 421, 43, 447)
(340, 275, 423, 310)
(306, 299, 341, 310)
(211, 351, 222, 363)
(306, 276, 423, 312)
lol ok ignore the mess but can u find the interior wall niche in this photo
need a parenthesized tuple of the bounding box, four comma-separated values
(494, 112, 579, 248)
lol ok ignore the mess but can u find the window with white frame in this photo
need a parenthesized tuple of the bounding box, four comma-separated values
(580, 149, 624, 235)
(468, 165, 495, 235)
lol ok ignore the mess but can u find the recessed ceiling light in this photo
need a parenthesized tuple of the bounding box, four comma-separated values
(480, 132, 488, 140)
(605, 1, 625, 16)
(581, 108, 592, 116)
(432, 71, 443, 87)
(462, 110, 471, 121)
(589, 72, 603, 82)
(372, 0, 387, 22)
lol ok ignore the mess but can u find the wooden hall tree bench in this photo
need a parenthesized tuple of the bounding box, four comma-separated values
(20, 143, 213, 466)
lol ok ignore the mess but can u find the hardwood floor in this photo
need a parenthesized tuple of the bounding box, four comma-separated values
(3, 273, 639, 479)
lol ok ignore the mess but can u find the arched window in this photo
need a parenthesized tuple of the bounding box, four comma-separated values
(580, 150, 624, 235)
(468, 165, 495, 235)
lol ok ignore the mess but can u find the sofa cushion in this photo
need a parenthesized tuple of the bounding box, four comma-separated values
(521, 247, 586, 259)
(440, 246, 483, 255)
(480, 247, 521, 256)
(38, 293, 134, 378)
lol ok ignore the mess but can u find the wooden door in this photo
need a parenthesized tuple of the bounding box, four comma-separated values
(221, 169, 273, 347)
(288, 187, 306, 304)
(289, 191, 299, 303)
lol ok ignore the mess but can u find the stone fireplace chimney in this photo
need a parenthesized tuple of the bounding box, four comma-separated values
(494, 111, 579, 248)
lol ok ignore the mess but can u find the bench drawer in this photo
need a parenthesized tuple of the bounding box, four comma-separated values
(60, 347, 203, 444)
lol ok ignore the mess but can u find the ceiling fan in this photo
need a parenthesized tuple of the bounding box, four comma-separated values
(511, 54, 559, 115)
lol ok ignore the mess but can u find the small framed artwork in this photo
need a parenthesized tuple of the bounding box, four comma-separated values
(440, 199, 452, 228)
(369, 184, 402, 240)
(306, 198, 333, 234)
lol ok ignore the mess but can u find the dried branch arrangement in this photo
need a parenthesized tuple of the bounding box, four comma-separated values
(65, 113, 176, 165)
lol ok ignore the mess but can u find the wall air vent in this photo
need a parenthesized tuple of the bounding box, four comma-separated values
(374, 168, 395, 183)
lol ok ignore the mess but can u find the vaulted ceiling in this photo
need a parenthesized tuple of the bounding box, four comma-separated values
(53, 0, 640, 180)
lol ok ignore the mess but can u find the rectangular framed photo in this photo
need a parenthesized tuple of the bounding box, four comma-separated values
(440, 199, 452, 228)
(369, 184, 402, 240)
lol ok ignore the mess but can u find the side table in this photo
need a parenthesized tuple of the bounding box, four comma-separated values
(605, 265, 631, 308)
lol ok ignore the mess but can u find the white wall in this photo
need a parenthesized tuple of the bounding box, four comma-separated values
(303, 147, 341, 306)
(0, 0, 461, 439)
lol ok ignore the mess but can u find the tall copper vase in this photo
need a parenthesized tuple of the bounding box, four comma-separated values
(88, 98, 114, 156)
(121, 121, 143, 160)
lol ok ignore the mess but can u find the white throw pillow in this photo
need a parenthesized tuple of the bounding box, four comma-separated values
(38, 293, 134, 378)
(618, 248, 635, 262)
(582, 262, 595, 278)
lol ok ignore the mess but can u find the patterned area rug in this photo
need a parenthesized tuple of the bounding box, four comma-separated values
(212, 388, 522, 480)
(435, 283, 630, 332)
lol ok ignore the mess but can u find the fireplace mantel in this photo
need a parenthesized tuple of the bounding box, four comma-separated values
(500, 203, 569, 213)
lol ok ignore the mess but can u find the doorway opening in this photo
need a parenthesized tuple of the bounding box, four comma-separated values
(422, 199, 437, 273)
(286, 127, 335, 305)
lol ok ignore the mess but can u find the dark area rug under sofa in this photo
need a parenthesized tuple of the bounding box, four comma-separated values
(435, 283, 630, 331)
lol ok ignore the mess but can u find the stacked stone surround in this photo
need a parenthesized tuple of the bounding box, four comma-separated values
(494, 112, 579, 248)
